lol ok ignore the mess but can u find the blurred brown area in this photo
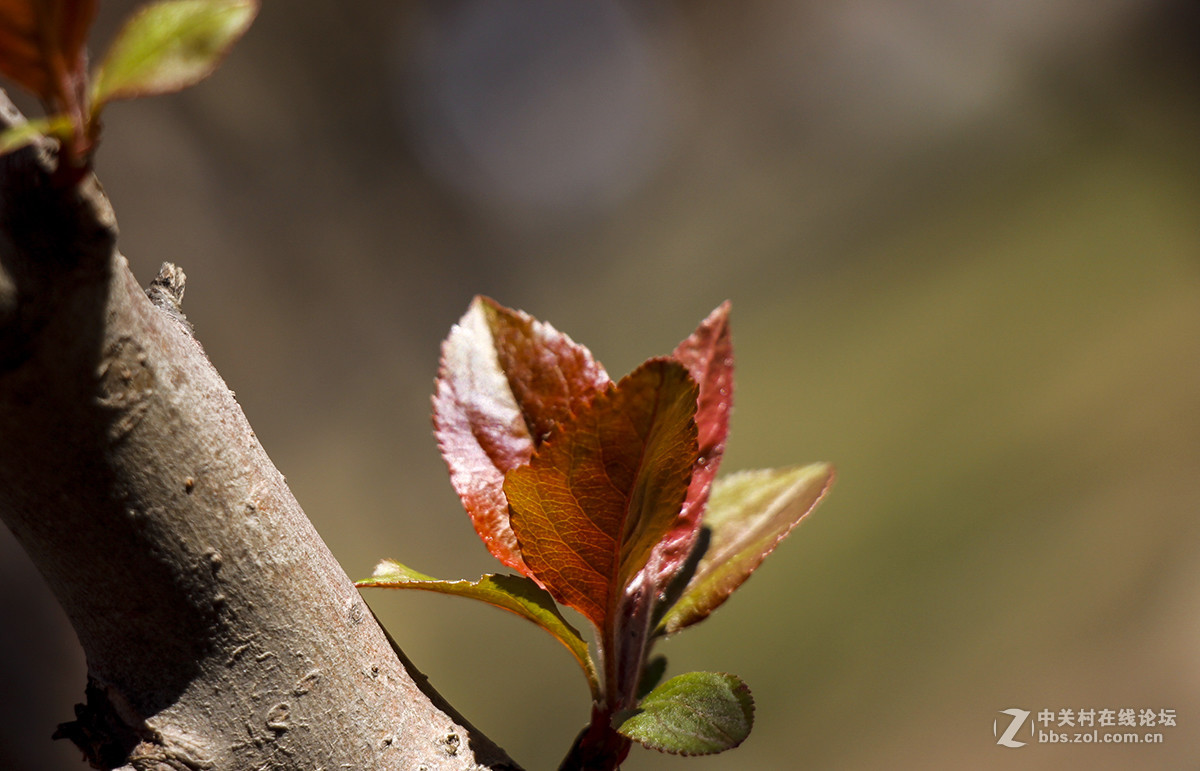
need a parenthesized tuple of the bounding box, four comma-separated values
(3, 1, 1198, 768)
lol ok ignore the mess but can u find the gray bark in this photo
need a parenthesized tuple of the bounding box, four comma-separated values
(0, 91, 518, 771)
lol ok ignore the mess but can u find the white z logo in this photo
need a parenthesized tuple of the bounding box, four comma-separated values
(994, 708, 1030, 748)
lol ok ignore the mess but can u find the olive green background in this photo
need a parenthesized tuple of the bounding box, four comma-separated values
(2, 2, 1197, 768)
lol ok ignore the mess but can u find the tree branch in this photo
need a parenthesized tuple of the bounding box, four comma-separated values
(0, 89, 519, 771)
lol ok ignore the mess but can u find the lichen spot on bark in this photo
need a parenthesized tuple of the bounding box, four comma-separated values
(97, 336, 155, 440)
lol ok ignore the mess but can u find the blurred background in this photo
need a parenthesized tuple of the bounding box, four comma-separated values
(2, 0, 1198, 768)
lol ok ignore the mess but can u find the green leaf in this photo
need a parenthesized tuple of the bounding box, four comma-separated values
(433, 296, 610, 574)
(657, 463, 834, 636)
(504, 359, 699, 629)
(356, 559, 600, 701)
(0, 113, 74, 155)
(617, 671, 754, 755)
(91, 0, 258, 109)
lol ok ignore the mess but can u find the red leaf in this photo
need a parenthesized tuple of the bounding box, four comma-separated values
(433, 296, 609, 573)
(504, 359, 698, 629)
(481, 297, 611, 447)
(646, 302, 734, 588)
(673, 301, 733, 511)
(0, 0, 95, 104)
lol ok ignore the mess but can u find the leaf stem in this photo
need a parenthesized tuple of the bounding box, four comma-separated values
(558, 704, 632, 771)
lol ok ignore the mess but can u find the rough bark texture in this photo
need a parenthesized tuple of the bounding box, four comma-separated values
(0, 91, 519, 771)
